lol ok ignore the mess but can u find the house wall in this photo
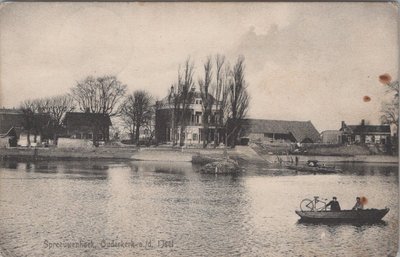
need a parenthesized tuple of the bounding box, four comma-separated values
(0, 137, 9, 148)
(66, 125, 109, 141)
(343, 133, 391, 145)
(321, 131, 342, 144)
(18, 134, 42, 147)
(247, 132, 294, 144)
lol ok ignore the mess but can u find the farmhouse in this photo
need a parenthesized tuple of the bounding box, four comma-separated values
(240, 119, 320, 144)
(63, 112, 112, 142)
(340, 120, 391, 145)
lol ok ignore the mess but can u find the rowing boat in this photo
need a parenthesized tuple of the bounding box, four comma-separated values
(286, 165, 340, 174)
(286, 160, 341, 174)
(295, 208, 389, 222)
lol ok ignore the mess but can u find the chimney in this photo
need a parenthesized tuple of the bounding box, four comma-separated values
(361, 119, 365, 126)
(341, 121, 346, 129)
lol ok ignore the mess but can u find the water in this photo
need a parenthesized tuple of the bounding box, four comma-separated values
(0, 160, 398, 257)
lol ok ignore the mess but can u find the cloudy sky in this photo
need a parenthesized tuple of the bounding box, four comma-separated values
(0, 2, 398, 131)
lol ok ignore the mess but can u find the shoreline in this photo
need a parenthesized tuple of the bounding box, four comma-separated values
(0, 146, 398, 164)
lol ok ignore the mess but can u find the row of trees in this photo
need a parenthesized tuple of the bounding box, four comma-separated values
(20, 95, 75, 146)
(167, 55, 250, 147)
(18, 54, 250, 147)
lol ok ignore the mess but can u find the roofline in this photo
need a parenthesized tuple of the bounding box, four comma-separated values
(242, 118, 314, 123)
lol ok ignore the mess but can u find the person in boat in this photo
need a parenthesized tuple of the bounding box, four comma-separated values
(352, 197, 364, 210)
(326, 196, 341, 211)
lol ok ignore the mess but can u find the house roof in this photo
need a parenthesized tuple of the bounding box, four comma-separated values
(64, 112, 112, 127)
(344, 125, 391, 134)
(158, 90, 218, 106)
(0, 108, 25, 134)
(241, 119, 321, 143)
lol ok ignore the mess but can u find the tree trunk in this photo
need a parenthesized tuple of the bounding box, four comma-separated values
(27, 131, 31, 147)
(179, 126, 185, 146)
(135, 121, 141, 146)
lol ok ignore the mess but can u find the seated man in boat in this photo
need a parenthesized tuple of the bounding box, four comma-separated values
(326, 196, 341, 211)
(352, 197, 364, 210)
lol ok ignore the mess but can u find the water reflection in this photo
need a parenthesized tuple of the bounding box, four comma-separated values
(0, 160, 397, 257)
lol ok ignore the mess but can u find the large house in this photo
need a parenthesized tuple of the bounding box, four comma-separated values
(339, 120, 391, 145)
(155, 90, 223, 145)
(63, 112, 112, 142)
(239, 119, 321, 144)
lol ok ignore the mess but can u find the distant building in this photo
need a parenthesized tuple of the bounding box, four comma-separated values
(321, 130, 343, 144)
(0, 108, 24, 147)
(340, 120, 391, 145)
(240, 119, 320, 144)
(63, 112, 112, 142)
(155, 90, 224, 145)
(0, 108, 52, 146)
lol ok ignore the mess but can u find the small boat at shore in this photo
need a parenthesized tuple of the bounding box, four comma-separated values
(286, 160, 341, 174)
(295, 208, 390, 222)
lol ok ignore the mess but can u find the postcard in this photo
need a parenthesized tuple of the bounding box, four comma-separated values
(0, 2, 398, 257)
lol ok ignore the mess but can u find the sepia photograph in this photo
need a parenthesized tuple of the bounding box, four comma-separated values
(0, 2, 398, 257)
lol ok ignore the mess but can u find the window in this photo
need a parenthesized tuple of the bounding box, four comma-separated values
(193, 133, 198, 141)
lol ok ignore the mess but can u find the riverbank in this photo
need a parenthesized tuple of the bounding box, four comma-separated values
(264, 154, 399, 164)
(0, 146, 398, 164)
(0, 147, 138, 161)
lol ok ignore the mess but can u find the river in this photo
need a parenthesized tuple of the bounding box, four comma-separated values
(0, 160, 398, 257)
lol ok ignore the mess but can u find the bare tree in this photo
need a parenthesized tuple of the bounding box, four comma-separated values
(168, 83, 180, 145)
(199, 56, 213, 148)
(20, 100, 36, 146)
(211, 54, 227, 147)
(379, 75, 399, 138)
(71, 75, 127, 117)
(121, 90, 153, 146)
(175, 57, 196, 146)
(227, 56, 250, 147)
(20, 95, 74, 146)
(46, 95, 75, 127)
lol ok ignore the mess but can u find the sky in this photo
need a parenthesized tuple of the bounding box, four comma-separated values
(0, 2, 398, 131)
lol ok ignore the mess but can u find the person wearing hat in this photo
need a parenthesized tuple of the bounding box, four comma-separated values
(326, 196, 341, 211)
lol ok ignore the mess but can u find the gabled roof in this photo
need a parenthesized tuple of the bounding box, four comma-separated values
(64, 112, 112, 127)
(241, 118, 321, 143)
(0, 127, 17, 138)
(343, 125, 390, 134)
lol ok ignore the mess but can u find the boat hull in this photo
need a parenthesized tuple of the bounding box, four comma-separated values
(287, 165, 339, 174)
(295, 208, 389, 222)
